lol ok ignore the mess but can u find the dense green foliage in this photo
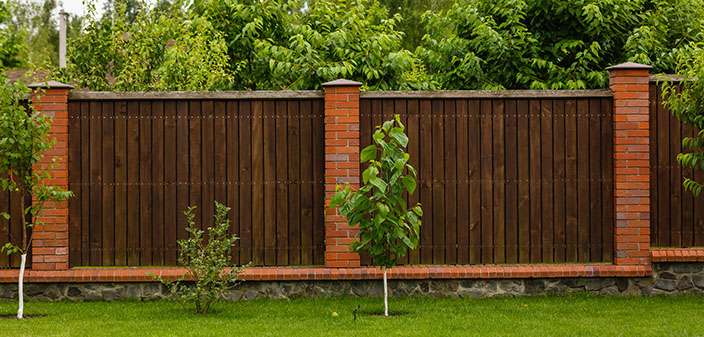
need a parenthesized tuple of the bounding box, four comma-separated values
(0, 1, 24, 69)
(57, 0, 231, 91)
(663, 43, 704, 197)
(49, 0, 704, 90)
(3, 296, 704, 336)
(155, 202, 248, 314)
(331, 116, 421, 268)
(0, 73, 72, 255)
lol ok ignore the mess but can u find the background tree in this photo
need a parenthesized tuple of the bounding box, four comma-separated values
(662, 43, 704, 198)
(0, 73, 72, 319)
(330, 115, 422, 317)
(0, 1, 25, 69)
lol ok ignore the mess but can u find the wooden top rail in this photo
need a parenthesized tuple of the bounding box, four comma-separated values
(69, 90, 325, 100)
(360, 89, 613, 99)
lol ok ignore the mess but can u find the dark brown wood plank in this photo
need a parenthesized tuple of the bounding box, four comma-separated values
(432, 99, 446, 264)
(238, 101, 253, 264)
(540, 99, 554, 263)
(226, 101, 240, 263)
(263, 100, 277, 265)
(288, 101, 301, 265)
(81, 101, 91, 266)
(528, 99, 541, 263)
(68, 101, 81, 267)
(589, 99, 602, 261)
(419, 99, 433, 264)
(114, 101, 128, 266)
(89, 101, 103, 266)
(175, 101, 190, 260)
(682, 121, 694, 247)
(0, 182, 7, 268)
(163, 100, 177, 265)
(407, 99, 421, 264)
(601, 98, 614, 261)
(444, 99, 457, 264)
(9, 190, 22, 267)
(151, 100, 165, 266)
(214, 101, 227, 206)
(395, 99, 409, 265)
(694, 168, 704, 246)
(552, 99, 566, 262)
(669, 91, 682, 247)
(311, 99, 325, 265)
(189, 100, 203, 251)
(275, 100, 288, 265)
(657, 84, 670, 247)
(201, 101, 215, 238)
(565, 99, 578, 262)
(480, 99, 493, 264)
(299, 100, 314, 265)
(455, 99, 469, 264)
(468, 100, 481, 264)
(504, 99, 518, 264)
(649, 83, 659, 246)
(517, 100, 530, 263)
(577, 99, 590, 262)
(139, 100, 153, 265)
(102, 101, 115, 266)
(493, 99, 506, 263)
(251, 100, 264, 265)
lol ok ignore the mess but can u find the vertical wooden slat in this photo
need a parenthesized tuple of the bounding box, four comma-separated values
(444, 99, 457, 264)
(275, 100, 288, 265)
(419, 99, 433, 264)
(528, 99, 541, 263)
(468, 100, 481, 264)
(80, 101, 90, 266)
(407, 99, 421, 264)
(188, 100, 202, 255)
(102, 101, 115, 266)
(455, 99, 469, 264)
(89, 101, 102, 266)
(201, 101, 215, 238)
(577, 99, 590, 262)
(0, 175, 9, 268)
(175, 101, 190, 260)
(299, 100, 314, 265)
(395, 99, 410, 265)
(657, 84, 671, 247)
(263, 100, 277, 265)
(312, 99, 325, 265)
(589, 99, 602, 261)
(251, 100, 264, 265)
(139, 100, 152, 265)
(649, 83, 659, 246)
(114, 101, 128, 266)
(493, 100, 506, 263)
(517, 100, 530, 263)
(552, 99, 566, 262)
(163, 101, 177, 265)
(68, 101, 81, 267)
(504, 99, 518, 264)
(565, 99, 578, 262)
(694, 168, 704, 246)
(214, 101, 227, 206)
(480, 99, 493, 264)
(432, 99, 445, 264)
(226, 101, 240, 263)
(601, 98, 614, 261)
(540, 99, 553, 263)
(151, 100, 164, 266)
(669, 90, 682, 247)
(239, 101, 252, 264)
(682, 122, 694, 247)
(9, 189, 21, 267)
(288, 101, 301, 265)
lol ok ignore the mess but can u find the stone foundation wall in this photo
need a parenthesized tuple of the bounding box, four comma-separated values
(0, 263, 701, 302)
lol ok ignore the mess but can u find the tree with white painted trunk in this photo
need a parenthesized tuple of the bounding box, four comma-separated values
(330, 115, 422, 317)
(0, 74, 72, 319)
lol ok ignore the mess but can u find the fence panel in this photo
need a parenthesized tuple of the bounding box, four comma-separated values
(68, 97, 326, 267)
(360, 95, 614, 264)
(650, 81, 704, 247)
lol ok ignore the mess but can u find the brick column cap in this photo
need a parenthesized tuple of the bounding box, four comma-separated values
(28, 81, 74, 89)
(321, 79, 362, 87)
(605, 62, 652, 71)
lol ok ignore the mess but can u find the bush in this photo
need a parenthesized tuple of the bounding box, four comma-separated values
(155, 201, 249, 314)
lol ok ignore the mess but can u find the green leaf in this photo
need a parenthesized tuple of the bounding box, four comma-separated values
(403, 175, 416, 195)
(388, 127, 409, 147)
(360, 145, 377, 162)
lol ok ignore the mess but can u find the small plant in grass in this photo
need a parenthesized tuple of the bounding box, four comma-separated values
(0, 75, 72, 319)
(154, 201, 250, 314)
(330, 115, 422, 317)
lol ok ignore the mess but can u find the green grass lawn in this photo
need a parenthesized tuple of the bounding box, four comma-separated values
(0, 295, 702, 336)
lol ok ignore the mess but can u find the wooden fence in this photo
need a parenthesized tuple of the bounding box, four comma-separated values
(649, 81, 704, 247)
(0, 188, 30, 269)
(360, 92, 615, 264)
(67, 93, 326, 267)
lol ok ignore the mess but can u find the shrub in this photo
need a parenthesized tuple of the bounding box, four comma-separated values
(155, 201, 249, 314)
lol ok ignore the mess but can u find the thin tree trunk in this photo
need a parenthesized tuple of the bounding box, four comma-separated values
(17, 253, 26, 319)
(383, 266, 388, 317)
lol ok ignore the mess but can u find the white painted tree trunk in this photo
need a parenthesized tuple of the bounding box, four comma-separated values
(383, 267, 388, 317)
(17, 253, 26, 319)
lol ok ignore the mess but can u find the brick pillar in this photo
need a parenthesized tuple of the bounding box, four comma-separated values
(606, 63, 652, 266)
(28, 81, 73, 271)
(322, 79, 362, 268)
